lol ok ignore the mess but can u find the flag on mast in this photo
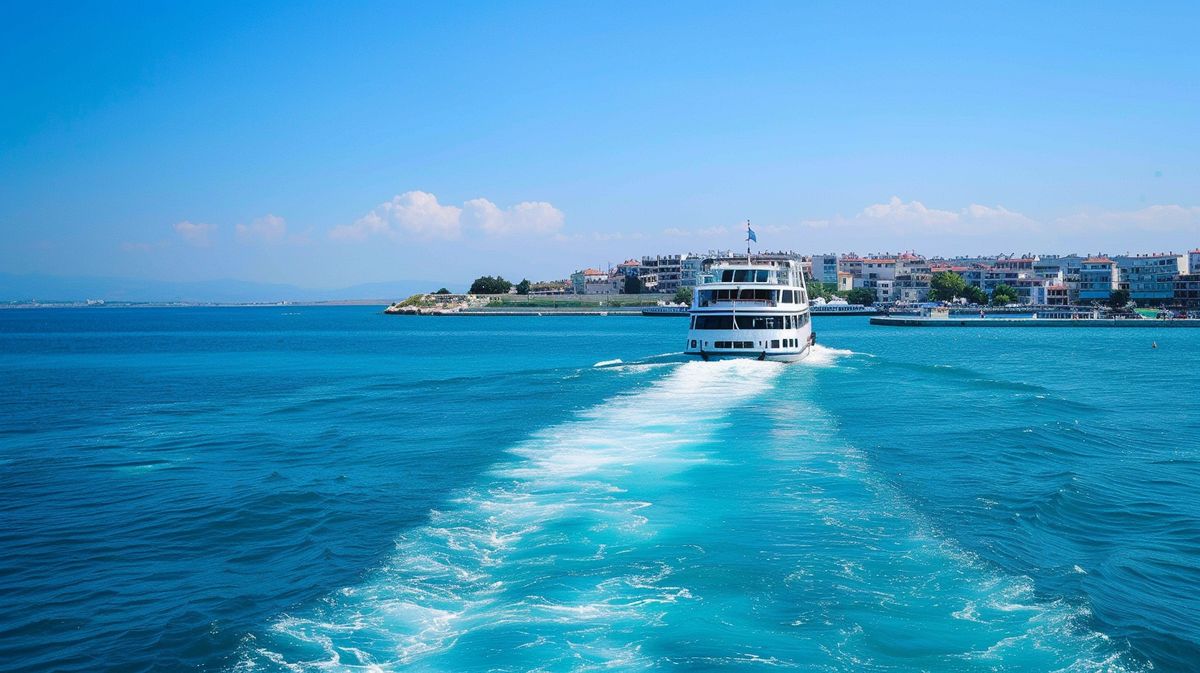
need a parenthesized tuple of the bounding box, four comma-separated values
(746, 220, 757, 242)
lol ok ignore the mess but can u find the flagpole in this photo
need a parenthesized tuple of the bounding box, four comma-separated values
(746, 219, 751, 264)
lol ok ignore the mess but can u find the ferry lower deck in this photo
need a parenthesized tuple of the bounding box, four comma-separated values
(684, 311, 814, 361)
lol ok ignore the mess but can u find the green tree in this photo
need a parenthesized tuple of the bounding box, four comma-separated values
(807, 280, 836, 301)
(469, 275, 513, 294)
(1108, 288, 1131, 309)
(673, 287, 693, 304)
(623, 275, 644, 294)
(991, 283, 1019, 305)
(515, 279, 531, 295)
(433, 287, 451, 295)
(964, 285, 989, 305)
(845, 288, 876, 306)
(928, 271, 968, 301)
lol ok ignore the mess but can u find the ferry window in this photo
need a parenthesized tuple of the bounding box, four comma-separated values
(690, 340, 697, 348)
(782, 290, 793, 303)
(784, 315, 792, 329)
(736, 315, 783, 330)
(771, 340, 780, 348)
(756, 270, 769, 282)
(695, 315, 734, 329)
(721, 270, 734, 282)
(734, 270, 751, 282)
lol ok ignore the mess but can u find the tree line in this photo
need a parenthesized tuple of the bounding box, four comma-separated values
(464, 276, 531, 295)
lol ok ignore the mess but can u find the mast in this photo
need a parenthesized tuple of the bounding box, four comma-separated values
(746, 219, 752, 264)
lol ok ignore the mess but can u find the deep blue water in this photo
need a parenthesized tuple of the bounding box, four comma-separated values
(1, 307, 1198, 672)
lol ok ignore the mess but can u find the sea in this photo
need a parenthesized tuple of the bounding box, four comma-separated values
(1, 307, 1198, 672)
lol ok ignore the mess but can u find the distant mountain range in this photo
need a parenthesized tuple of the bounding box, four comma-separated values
(0, 273, 453, 303)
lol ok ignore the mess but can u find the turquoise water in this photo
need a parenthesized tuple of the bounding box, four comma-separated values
(1, 308, 1197, 672)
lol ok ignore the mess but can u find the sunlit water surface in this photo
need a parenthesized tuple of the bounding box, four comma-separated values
(1, 308, 1197, 672)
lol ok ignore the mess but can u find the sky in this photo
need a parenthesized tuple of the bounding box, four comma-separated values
(1, 1, 1198, 290)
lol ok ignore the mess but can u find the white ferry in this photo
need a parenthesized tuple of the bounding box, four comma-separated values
(684, 258, 814, 362)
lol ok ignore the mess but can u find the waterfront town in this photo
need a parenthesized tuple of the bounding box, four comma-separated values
(521, 249, 1200, 308)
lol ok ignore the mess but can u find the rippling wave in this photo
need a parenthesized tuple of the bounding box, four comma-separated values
(2, 310, 1195, 672)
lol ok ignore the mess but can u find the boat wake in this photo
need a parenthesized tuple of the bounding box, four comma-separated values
(234, 355, 1140, 672)
(234, 360, 783, 671)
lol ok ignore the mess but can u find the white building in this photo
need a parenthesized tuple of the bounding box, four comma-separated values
(893, 253, 931, 302)
(680, 256, 707, 289)
(1114, 253, 1186, 303)
(570, 268, 614, 294)
(1078, 257, 1119, 301)
(810, 254, 839, 284)
(858, 256, 897, 300)
(639, 254, 688, 292)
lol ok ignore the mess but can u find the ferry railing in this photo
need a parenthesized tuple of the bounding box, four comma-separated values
(697, 299, 779, 308)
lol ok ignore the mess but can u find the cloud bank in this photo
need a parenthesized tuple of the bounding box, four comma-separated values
(330, 191, 564, 241)
(236, 214, 287, 243)
(857, 197, 1038, 235)
(173, 220, 215, 247)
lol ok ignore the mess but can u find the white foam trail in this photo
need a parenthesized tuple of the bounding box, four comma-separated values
(592, 358, 623, 368)
(236, 360, 783, 671)
(800, 344, 859, 367)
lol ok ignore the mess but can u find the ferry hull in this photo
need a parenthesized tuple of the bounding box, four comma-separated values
(684, 345, 811, 363)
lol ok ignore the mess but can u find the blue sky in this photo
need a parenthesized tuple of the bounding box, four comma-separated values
(2, 1, 1197, 288)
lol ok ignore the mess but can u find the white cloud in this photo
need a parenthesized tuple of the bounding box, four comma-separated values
(236, 214, 287, 243)
(857, 197, 1037, 234)
(1055, 204, 1200, 233)
(331, 191, 463, 241)
(463, 199, 565, 236)
(860, 197, 960, 229)
(331, 191, 565, 241)
(173, 220, 215, 247)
